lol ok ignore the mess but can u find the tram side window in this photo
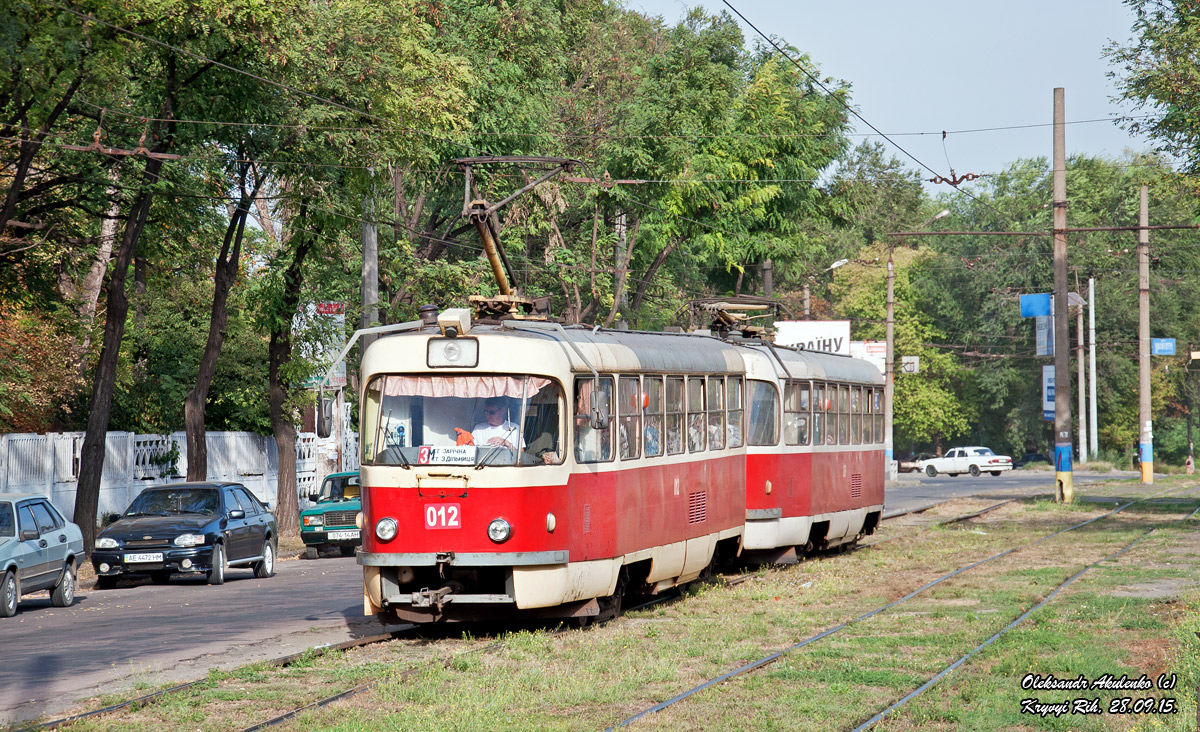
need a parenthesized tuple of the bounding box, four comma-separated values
(824, 383, 837, 445)
(618, 376, 641, 460)
(878, 388, 888, 439)
(747, 380, 780, 446)
(811, 384, 824, 445)
(850, 386, 862, 445)
(687, 376, 706, 452)
(575, 377, 614, 463)
(644, 376, 664, 457)
(707, 376, 725, 450)
(726, 377, 744, 448)
(860, 386, 872, 444)
(784, 381, 810, 446)
(666, 376, 685, 455)
(838, 384, 850, 444)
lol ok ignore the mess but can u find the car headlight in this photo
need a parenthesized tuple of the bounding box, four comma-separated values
(487, 518, 512, 544)
(174, 534, 206, 547)
(303, 514, 324, 527)
(95, 537, 120, 550)
(375, 517, 398, 541)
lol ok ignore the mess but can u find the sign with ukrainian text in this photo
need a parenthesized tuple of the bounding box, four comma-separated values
(1151, 338, 1176, 356)
(1042, 365, 1055, 421)
(774, 320, 851, 356)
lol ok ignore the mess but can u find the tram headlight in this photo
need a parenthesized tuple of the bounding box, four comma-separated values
(375, 517, 398, 541)
(487, 518, 512, 544)
(427, 337, 478, 368)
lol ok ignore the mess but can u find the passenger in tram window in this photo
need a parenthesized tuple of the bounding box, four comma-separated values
(471, 397, 525, 452)
(726, 421, 741, 447)
(644, 422, 661, 456)
(688, 414, 706, 452)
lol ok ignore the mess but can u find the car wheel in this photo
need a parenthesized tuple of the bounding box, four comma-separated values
(340, 546, 357, 558)
(0, 570, 17, 618)
(208, 543, 226, 585)
(96, 575, 117, 590)
(925, 465, 937, 477)
(254, 539, 275, 579)
(305, 546, 319, 560)
(51, 562, 75, 607)
(969, 464, 981, 477)
(991, 471, 1002, 476)
(151, 571, 172, 584)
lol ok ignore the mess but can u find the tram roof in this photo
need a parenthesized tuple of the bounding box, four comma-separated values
(745, 343, 885, 385)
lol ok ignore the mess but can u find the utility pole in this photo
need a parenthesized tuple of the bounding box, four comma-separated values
(1088, 277, 1098, 459)
(361, 184, 379, 352)
(1052, 87, 1074, 502)
(803, 283, 810, 317)
(1076, 284, 1087, 464)
(762, 258, 774, 299)
(1138, 184, 1153, 484)
(885, 247, 895, 480)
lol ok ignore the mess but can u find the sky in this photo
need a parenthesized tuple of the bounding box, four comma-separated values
(629, 0, 1153, 190)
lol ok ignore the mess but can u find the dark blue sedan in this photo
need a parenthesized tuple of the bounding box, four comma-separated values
(91, 482, 277, 587)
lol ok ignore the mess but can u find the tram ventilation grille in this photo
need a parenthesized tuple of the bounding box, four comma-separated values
(323, 510, 358, 527)
(688, 491, 707, 524)
(584, 504, 591, 533)
(850, 474, 862, 499)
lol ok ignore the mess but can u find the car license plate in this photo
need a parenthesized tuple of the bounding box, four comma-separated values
(327, 530, 360, 541)
(124, 552, 163, 563)
(424, 503, 461, 530)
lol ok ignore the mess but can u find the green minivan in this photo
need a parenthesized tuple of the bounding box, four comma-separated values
(300, 471, 361, 559)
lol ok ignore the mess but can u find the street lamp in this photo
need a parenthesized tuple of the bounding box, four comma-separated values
(803, 259, 851, 317)
(885, 209, 949, 478)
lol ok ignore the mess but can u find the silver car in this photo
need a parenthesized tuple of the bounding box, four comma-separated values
(0, 493, 85, 617)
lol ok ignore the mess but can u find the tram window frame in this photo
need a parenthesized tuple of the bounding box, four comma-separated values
(838, 384, 850, 444)
(644, 376, 664, 457)
(860, 385, 872, 444)
(574, 376, 614, 464)
(850, 386, 862, 446)
(618, 375, 642, 460)
(687, 376, 706, 453)
(707, 376, 725, 451)
(665, 376, 685, 455)
(784, 381, 810, 446)
(726, 376, 744, 448)
(812, 383, 824, 445)
(824, 382, 837, 446)
(747, 379, 780, 446)
(873, 388, 884, 443)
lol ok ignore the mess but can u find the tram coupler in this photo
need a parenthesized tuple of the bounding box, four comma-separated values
(435, 551, 455, 579)
(412, 585, 454, 611)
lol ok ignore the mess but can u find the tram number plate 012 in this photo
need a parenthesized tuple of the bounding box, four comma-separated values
(424, 503, 461, 530)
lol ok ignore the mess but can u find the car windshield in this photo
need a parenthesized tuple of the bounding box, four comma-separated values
(126, 488, 219, 516)
(362, 374, 563, 467)
(0, 502, 13, 537)
(318, 474, 360, 501)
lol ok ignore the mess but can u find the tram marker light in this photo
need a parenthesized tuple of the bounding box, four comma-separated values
(428, 337, 478, 368)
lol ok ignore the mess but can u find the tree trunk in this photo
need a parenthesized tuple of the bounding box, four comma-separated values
(269, 219, 315, 537)
(631, 237, 682, 314)
(74, 158, 164, 552)
(185, 175, 260, 481)
(603, 214, 640, 327)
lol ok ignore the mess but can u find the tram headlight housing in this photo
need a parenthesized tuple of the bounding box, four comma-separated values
(375, 517, 398, 542)
(427, 337, 478, 368)
(487, 518, 512, 544)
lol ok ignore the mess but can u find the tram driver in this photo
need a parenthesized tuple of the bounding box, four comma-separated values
(471, 397, 525, 452)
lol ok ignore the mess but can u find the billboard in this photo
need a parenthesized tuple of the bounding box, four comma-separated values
(774, 320, 851, 355)
(850, 341, 886, 374)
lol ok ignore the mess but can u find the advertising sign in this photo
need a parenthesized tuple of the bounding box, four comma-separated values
(850, 341, 886, 374)
(1042, 365, 1055, 421)
(774, 320, 851, 355)
(1151, 338, 1176, 356)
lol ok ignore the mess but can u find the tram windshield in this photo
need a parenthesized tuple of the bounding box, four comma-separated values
(361, 374, 564, 467)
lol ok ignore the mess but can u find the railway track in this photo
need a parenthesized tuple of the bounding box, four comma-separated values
(19, 491, 1177, 732)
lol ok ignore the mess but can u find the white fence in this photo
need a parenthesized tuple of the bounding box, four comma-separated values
(0, 430, 359, 524)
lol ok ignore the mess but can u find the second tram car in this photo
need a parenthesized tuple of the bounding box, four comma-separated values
(355, 311, 885, 624)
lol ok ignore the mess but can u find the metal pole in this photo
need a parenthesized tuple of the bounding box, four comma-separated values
(803, 284, 810, 317)
(1077, 292, 1087, 464)
(1139, 184, 1153, 484)
(885, 245, 895, 480)
(361, 189, 379, 351)
(1088, 277, 1098, 459)
(1052, 88, 1074, 502)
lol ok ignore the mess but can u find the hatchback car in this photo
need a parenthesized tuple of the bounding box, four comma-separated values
(91, 482, 277, 587)
(300, 471, 361, 559)
(0, 493, 85, 617)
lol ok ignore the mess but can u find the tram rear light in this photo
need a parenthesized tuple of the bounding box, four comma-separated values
(376, 517, 398, 541)
(487, 518, 512, 543)
(428, 337, 478, 368)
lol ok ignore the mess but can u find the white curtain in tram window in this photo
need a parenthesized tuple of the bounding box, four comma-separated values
(380, 375, 551, 399)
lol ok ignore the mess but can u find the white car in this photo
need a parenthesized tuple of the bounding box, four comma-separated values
(922, 447, 1013, 477)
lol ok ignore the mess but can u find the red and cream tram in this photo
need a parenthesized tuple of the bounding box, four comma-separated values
(355, 310, 885, 623)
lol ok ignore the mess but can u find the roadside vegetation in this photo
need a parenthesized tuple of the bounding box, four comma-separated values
(23, 477, 1198, 732)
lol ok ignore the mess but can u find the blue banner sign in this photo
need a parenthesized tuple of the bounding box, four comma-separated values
(1151, 338, 1176, 356)
(1020, 293, 1052, 318)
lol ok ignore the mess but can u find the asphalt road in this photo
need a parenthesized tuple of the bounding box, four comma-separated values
(0, 468, 1141, 725)
(883, 467, 1139, 515)
(0, 554, 386, 725)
